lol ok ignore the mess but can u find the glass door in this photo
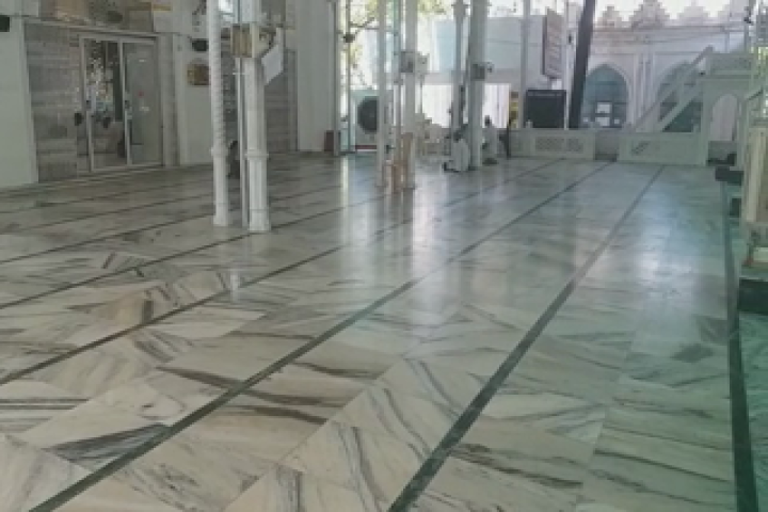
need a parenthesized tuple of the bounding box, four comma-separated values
(79, 36, 161, 172)
(81, 37, 128, 171)
(123, 41, 161, 166)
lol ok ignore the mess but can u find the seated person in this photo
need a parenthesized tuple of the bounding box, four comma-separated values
(483, 116, 499, 165)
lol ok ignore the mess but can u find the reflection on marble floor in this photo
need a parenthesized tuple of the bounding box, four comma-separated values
(0, 157, 738, 511)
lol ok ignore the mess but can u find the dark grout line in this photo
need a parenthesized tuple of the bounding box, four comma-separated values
(388, 164, 666, 511)
(0, 173, 213, 214)
(0, 186, 237, 235)
(0, 168, 379, 266)
(1, 160, 564, 380)
(0, 166, 380, 235)
(0, 160, 558, 311)
(0, 156, 327, 204)
(30, 159, 612, 512)
(721, 184, 760, 512)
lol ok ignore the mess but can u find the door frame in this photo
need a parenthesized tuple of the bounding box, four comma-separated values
(78, 33, 162, 173)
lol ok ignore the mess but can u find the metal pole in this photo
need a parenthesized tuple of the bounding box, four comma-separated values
(451, 2, 467, 151)
(561, 0, 571, 126)
(468, 0, 487, 169)
(208, 0, 231, 226)
(393, 0, 403, 173)
(568, 0, 597, 129)
(244, 0, 270, 232)
(403, 0, 418, 188)
(331, 0, 342, 156)
(235, 0, 249, 228)
(377, 0, 389, 187)
(346, 0, 354, 153)
(519, 0, 531, 128)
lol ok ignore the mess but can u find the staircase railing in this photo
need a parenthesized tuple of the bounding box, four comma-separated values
(633, 46, 713, 132)
(656, 80, 703, 132)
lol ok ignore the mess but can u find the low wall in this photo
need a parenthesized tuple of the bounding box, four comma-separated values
(509, 129, 596, 160)
(618, 132, 702, 166)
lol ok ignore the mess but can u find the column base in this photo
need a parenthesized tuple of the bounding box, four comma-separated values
(213, 210, 232, 227)
(249, 211, 271, 233)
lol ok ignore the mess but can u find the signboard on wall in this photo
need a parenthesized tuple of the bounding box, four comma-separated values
(542, 9, 564, 79)
(187, 59, 210, 86)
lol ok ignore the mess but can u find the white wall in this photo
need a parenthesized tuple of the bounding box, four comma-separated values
(296, 0, 334, 152)
(0, 0, 37, 188)
(428, 16, 549, 89)
(173, 4, 214, 166)
(589, 25, 744, 124)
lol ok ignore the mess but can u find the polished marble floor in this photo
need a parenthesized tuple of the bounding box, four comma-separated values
(0, 155, 737, 511)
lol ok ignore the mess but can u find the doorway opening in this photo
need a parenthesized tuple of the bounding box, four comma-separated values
(78, 35, 162, 173)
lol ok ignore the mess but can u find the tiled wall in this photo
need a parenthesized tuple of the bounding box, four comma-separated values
(24, 24, 80, 182)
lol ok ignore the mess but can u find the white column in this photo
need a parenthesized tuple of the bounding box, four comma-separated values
(377, 0, 389, 187)
(331, 0, 341, 156)
(403, 0, 418, 188)
(207, 0, 231, 226)
(393, 0, 404, 175)
(468, 0, 487, 169)
(450, 2, 467, 150)
(296, 1, 334, 151)
(0, 0, 37, 188)
(561, 0, 570, 93)
(244, 0, 271, 232)
(519, 0, 531, 128)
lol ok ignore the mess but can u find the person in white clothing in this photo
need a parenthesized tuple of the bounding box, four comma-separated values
(483, 116, 499, 165)
(443, 130, 470, 173)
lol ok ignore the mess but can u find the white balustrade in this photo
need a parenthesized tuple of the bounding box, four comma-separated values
(619, 132, 702, 166)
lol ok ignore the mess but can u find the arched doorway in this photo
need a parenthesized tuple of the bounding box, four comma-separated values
(582, 65, 629, 128)
(708, 94, 740, 163)
(709, 94, 739, 142)
(657, 63, 702, 132)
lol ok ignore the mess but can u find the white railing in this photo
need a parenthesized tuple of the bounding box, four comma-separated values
(509, 129, 596, 160)
(706, 53, 755, 77)
(656, 81, 703, 132)
(619, 132, 703, 166)
(633, 46, 713, 132)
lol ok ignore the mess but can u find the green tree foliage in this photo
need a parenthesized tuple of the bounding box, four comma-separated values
(345, 0, 449, 87)
(351, 0, 450, 33)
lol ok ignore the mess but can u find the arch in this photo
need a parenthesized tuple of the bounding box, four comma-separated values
(707, 93, 740, 163)
(581, 64, 630, 128)
(709, 93, 739, 142)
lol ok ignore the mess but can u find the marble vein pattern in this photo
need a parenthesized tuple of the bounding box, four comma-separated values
(283, 420, 426, 505)
(0, 433, 90, 511)
(225, 465, 385, 512)
(0, 380, 85, 434)
(0, 158, 740, 511)
(112, 429, 274, 512)
(16, 400, 167, 470)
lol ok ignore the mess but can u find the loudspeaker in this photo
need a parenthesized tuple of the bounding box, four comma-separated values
(191, 39, 209, 52)
(0, 15, 10, 32)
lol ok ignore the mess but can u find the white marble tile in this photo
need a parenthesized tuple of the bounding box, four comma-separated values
(225, 465, 385, 512)
(0, 380, 84, 434)
(0, 433, 90, 511)
(17, 400, 167, 470)
(114, 430, 274, 512)
(283, 420, 425, 505)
